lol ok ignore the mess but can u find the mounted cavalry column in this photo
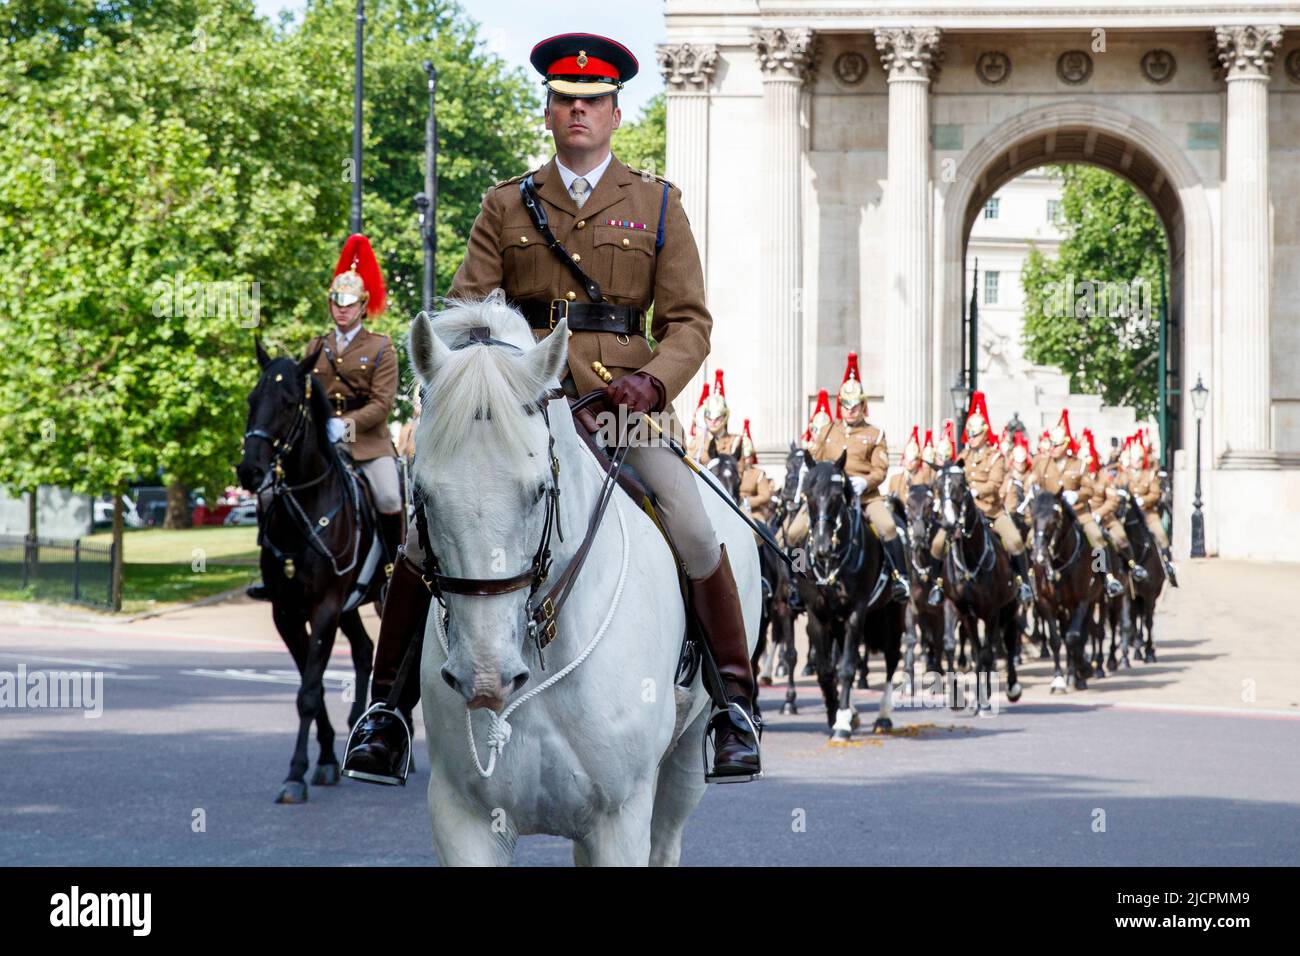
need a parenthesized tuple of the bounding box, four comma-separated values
(657, 41, 719, 414)
(751, 27, 816, 453)
(1215, 24, 1282, 466)
(875, 28, 941, 452)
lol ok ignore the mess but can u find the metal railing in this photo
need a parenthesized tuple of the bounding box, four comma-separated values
(0, 535, 115, 609)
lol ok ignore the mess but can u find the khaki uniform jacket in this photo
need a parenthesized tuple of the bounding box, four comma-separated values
(1002, 468, 1033, 514)
(886, 463, 935, 500)
(963, 441, 1006, 518)
(1131, 467, 1161, 510)
(1084, 475, 1120, 523)
(1031, 453, 1084, 494)
(305, 327, 397, 462)
(689, 429, 742, 464)
(448, 155, 710, 437)
(739, 465, 774, 521)
(812, 419, 888, 501)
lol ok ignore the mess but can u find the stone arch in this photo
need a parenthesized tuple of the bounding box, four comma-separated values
(933, 100, 1215, 465)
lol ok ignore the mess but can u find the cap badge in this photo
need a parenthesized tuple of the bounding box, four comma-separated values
(577, 50, 588, 68)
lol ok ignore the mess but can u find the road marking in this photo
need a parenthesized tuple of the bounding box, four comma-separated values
(183, 667, 355, 688)
(0, 652, 129, 670)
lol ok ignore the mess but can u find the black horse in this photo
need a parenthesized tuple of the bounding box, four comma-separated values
(797, 452, 903, 740)
(1110, 491, 1166, 666)
(236, 341, 389, 803)
(904, 483, 953, 684)
(933, 463, 1023, 712)
(1028, 490, 1100, 692)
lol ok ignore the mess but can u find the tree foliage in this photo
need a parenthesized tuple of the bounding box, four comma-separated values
(0, 0, 543, 512)
(611, 91, 664, 174)
(1020, 164, 1169, 419)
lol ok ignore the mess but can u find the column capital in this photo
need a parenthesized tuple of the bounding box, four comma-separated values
(656, 42, 719, 92)
(1213, 25, 1284, 79)
(751, 27, 818, 83)
(874, 27, 943, 81)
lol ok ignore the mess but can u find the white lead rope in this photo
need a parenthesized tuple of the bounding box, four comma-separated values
(434, 497, 631, 779)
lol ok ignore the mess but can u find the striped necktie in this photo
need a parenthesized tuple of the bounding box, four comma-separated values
(569, 176, 591, 210)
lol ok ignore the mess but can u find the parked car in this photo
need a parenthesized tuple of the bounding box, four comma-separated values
(92, 495, 144, 530)
(223, 502, 259, 526)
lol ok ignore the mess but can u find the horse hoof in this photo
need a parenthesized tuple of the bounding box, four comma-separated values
(781, 702, 796, 716)
(1144, 648, 1156, 663)
(775, 664, 789, 678)
(311, 763, 340, 786)
(1012, 654, 1022, 667)
(872, 717, 893, 734)
(275, 781, 308, 804)
(1092, 665, 1106, 679)
(856, 676, 869, 690)
(760, 675, 773, 687)
(1074, 677, 1088, 691)
(1038, 646, 1051, 660)
(802, 663, 815, 677)
(1007, 682, 1023, 703)
(849, 711, 862, 730)
(1049, 676, 1066, 694)
(1120, 658, 1132, 670)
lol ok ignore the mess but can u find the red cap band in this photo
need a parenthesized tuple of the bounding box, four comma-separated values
(547, 55, 618, 79)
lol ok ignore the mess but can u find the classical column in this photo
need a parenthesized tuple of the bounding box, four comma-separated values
(1216, 25, 1282, 466)
(657, 42, 718, 416)
(875, 28, 941, 449)
(752, 27, 816, 452)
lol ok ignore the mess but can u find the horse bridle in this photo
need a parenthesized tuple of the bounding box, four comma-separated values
(810, 477, 864, 587)
(941, 471, 993, 583)
(243, 374, 313, 492)
(1034, 498, 1082, 582)
(415, 328, 629, 666)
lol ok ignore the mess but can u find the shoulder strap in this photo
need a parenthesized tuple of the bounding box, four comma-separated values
(520, 175, 604, 303)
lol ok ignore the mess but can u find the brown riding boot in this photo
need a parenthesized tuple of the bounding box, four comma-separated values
(688, 544, 762, 781)
(343, 552, 432, 785)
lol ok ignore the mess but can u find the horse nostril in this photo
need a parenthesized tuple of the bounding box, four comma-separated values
(439, 664, 460, 694)
(505, 667, 530, 695)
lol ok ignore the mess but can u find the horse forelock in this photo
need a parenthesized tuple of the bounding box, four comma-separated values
(412, 299, 555, 491)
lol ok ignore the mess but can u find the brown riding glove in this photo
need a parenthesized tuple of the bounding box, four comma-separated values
(604, 372, 664, 415)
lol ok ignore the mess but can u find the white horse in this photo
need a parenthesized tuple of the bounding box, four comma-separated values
(408, 295, 761, 866)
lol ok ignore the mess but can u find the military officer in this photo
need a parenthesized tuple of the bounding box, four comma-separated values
(345, 33, 760, 784)
(921, 428, 938, 470)
(1001, 431, 1033, 516)
(803, 353, 910, 603)
(802, 389, 834, 452)
(687, 369, 743, 463)
(1129, 432, 1178, 585)
(886, 426, 935, 501)
(928, 392, 1033, 605)
(245, 234, 401, 601)
(934, 419, 956, 465)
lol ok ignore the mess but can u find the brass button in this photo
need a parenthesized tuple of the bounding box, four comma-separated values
(576, 220, 586, 229)
(519, 236, 529, 245)
(565, 291, 576, 301)
(571, 252, 581, 263)
(621, 238, 630, 247)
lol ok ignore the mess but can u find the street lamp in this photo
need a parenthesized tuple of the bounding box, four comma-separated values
(1190, 374, 1208, 558)
(949, 375, 968, 453)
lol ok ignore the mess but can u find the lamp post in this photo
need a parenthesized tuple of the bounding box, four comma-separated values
(413, 60, 437, 313)
(349, 0, 366, 234)
(949, 375, 968, 453)
(1190, 374, 1208, 558)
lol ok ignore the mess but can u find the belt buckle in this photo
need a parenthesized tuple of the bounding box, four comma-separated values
(331, 392, 347, 415)
(549, 298, 569, 330)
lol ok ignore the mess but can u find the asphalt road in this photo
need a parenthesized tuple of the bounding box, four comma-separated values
(3, 624, 1297, 866)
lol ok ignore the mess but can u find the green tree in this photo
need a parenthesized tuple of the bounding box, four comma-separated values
(1020, 164, 1168, 418)
(611, 91, 664, 174)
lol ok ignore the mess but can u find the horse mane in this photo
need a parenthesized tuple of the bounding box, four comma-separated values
(413, 295, 552, 483)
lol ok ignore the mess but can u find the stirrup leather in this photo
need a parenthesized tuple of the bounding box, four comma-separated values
(342, 701, 413, 786)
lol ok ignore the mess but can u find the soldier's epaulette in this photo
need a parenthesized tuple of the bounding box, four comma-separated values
(491, 168, 538, 191)
(635, 168, 674, 189)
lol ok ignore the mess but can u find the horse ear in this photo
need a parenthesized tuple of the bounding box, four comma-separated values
(299, 345, 322, 377)
(708, 437, 719, 460)
(409, 310, 451, 387)
(835, 449, 848, 472)
(255, 337, 272, 369)
(801, 449, 815, 470)
(521, 317, 569, 397)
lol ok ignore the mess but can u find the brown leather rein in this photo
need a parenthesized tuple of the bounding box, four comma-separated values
(417, 332, 625, 664)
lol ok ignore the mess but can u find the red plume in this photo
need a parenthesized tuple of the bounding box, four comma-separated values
(334, 234, 386, 316)
(713, 368, 726, 399)
(742, 419, 757, 465)
(1081, 428, 1100, 474)
(962, 390, 991, 443)
(690, 382, 709, 437)
(803, 389, 832, 442)
(835, 352, 861, 419)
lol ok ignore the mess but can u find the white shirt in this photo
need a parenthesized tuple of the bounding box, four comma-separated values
(335, 323, 363, 353)
(556, 151, 613, 194)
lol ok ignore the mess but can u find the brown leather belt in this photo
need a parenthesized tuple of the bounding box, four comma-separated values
(520, 299, 645, 335)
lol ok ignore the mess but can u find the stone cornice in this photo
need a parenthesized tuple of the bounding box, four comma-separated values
(656, 42, 720, 91)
